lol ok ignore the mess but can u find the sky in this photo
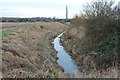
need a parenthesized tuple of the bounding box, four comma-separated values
(0, 0, 119, 19)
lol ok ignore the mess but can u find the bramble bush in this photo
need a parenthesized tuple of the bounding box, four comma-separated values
(71, 0, 119, 69)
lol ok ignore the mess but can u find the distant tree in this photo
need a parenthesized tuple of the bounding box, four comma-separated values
(53, 17, 56, 22)
(2, 20, 7, 22)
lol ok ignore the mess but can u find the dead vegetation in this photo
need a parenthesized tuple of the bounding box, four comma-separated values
(1, 22, 67, 78)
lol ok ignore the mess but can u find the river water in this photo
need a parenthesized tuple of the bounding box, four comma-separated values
(53, 32, 80, 73)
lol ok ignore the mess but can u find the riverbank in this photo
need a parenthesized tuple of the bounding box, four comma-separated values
(1, 22, 68, 78)
(61, 25, 118, 78)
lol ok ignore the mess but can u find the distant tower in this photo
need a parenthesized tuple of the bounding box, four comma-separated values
(66, 5, 68, 22)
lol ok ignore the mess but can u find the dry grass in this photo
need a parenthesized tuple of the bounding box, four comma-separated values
(1, 22, 67, 78)
(68, 26, 85, 40)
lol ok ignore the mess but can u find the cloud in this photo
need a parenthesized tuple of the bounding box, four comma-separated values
(1, 0, 119, 18)
(1, 7, 67, 18)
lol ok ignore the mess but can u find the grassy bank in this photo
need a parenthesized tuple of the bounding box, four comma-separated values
(1, 22, 67, 78)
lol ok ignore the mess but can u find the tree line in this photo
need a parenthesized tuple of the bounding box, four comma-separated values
(0, 17, 72, 22)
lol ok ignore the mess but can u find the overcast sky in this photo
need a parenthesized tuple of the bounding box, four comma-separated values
(0, 0, 119, 18)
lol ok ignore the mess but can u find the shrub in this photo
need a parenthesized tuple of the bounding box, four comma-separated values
(72, 0, 119, 69)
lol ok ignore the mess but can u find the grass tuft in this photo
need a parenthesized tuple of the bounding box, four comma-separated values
(0, 29, 17, 37)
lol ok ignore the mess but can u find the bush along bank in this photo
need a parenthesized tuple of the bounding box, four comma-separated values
(61, 0, 119, 78)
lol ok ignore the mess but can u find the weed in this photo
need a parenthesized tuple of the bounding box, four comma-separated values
(51, 72, 59, 78)
(38, 73, 43, 78)
(91, 76, 97, 80)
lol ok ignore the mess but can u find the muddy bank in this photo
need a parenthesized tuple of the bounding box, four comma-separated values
(1, 22, 68, 78)
(61, 25, 118, 78)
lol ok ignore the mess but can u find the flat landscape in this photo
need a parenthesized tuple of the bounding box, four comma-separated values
(1, 0, 119, 78)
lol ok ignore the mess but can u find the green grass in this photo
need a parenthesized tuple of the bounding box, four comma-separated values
(0, 29, 17, 37)
(38, 73, 43, 78)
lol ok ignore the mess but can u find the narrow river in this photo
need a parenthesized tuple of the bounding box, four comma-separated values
(53, 32, 80, 73)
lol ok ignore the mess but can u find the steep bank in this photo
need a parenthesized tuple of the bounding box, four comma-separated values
(1, 22, 68, 78)
(61, 25, 118, 78)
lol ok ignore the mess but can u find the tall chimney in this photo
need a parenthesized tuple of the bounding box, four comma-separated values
(66, 5, 68, 23)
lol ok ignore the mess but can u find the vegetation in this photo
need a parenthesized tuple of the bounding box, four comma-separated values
(71, 0, 119, 69)
(36, 40, 46, 48)
(0, 17, 72, 22)
(0, 29, 17, 37)
(38, 72, 59, 78)
(2, 22, 67, 78)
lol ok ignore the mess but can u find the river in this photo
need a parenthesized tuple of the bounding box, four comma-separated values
(53, 32, 80, 73)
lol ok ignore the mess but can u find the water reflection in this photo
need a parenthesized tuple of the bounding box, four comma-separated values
(53, 32, 80, 73)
